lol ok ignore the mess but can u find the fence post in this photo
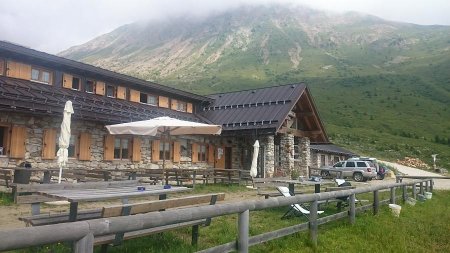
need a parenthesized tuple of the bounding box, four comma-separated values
(390, 187, 395, 204)
(73, 232, 94, 253)
(402, 185, 407, 202)
(373, 190, 379, 215)
(412, 184, 417, 199)
(309, 200, 318, 248)
(237, 209, 249, 253)
(349, 194, 356, 224)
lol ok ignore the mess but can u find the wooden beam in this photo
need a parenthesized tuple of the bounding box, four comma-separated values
(278, 127, 323, 137)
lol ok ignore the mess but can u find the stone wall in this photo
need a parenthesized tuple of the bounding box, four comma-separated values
(261, 135, 274, 177)
(297, 137, 310, 177)
(279, 134, 294, 177)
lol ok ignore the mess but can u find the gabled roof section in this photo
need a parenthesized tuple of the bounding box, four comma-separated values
(199, 83, 327, 139)
(0, 41, 211, 103)
(0, 76, 203, 124)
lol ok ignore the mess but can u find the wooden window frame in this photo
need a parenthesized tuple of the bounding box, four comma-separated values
(85, 79, 96, 94)
(159, 141, 171, 161)
(30, 66, 52, 85)
(177, 101, 187, 112)
(139, 92, 158, 106)
(197, 143, 207, 162)
(71, 76, 81, 91)
(55, 132, 78, 159)
(106, 84, 116, 98)
(114, 137, 131, 160)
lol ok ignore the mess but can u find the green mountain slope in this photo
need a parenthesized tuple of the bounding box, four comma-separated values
(59, 5, 450, 168)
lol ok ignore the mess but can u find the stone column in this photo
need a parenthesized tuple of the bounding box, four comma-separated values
(280, 134, 294, 177)
(261, 135, 275, 177)
(298, 137, 310, 177)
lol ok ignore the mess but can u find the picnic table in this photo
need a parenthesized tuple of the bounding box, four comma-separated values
(37, 184, 190, 222)
(273, 178, 335, 194)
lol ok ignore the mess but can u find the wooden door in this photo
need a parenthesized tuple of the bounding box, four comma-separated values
(225, 147, 232, 169)
(215, 145, 225, 169)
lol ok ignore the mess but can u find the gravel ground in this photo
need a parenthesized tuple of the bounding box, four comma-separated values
(381, 160, 450, 190)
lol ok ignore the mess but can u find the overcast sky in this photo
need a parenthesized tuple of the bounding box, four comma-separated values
(0, 0, 449, 53)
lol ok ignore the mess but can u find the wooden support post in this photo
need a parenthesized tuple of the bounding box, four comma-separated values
(237, 209, 249, 253)
(349, 194, 356, 224)
(430, 179, 433, 192)
(425, 181, 429, 192)
(69, 202, 78, 222)
(420, 182, 424, 194)
(402, 185, 407, 202)
(73, 232, 94, 253)
(390, 187, 395, 204)
(412, 184, 417, 199)
(289, 183, 295, 196)
(373, 190, 379, 215)
(309, 200, 318, 248)
(191, 225, 199, 246)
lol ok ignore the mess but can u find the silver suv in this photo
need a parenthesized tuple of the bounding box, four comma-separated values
(321, 160, 377, 182)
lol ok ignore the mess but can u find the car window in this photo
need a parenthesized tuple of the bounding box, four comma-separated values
(333, 162, 343, 168)
(346, 162, 355, 167)
(367, 161, 375, 167)
(357, 162, 366, 167)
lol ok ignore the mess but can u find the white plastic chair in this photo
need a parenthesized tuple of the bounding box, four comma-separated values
(277, 186, 324, 219)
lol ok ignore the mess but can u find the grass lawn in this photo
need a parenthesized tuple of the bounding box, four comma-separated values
(4, 187, 450, 253)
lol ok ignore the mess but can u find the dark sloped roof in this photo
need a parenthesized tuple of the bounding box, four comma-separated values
(199, 84, 306, 133)
(310, 144, 357, 156)
(0, 41, 211, 103)
(0, 76, 202, 124)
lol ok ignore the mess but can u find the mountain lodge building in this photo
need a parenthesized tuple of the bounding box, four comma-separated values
(0, 41, 354, 178)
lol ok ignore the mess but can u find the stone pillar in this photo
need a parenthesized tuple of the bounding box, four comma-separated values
(298, 137, 310, 177)
(262, 135, 275, 177)
(280, 134, 294, 177)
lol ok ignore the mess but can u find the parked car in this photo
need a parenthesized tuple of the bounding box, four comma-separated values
(320, 160, 377, 182)
(347, 157, 388, 180)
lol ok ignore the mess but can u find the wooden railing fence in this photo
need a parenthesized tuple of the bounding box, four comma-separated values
(0, 179, 433, 253)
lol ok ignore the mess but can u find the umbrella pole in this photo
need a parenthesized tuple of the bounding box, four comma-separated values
(58, 165, 62, 184)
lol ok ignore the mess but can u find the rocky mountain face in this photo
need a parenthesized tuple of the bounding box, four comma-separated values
(60, 4, 450, 167)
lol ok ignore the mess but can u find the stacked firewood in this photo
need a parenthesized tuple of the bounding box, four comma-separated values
(396, 157, 430, 169)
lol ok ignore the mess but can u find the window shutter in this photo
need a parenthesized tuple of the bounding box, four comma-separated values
(151, 140, 160, 162)
(129, 89, 140, 102)
(131, 137, 141, 162)
(9, 125, 27, 158)
(96, 81, 105, 95)
(6, 61, 31, 80)
(187, 103, 193, 113)
(117, 86, 127, 100)
(191, 143, 198, 163)
(207, 144, 215, 166)
(171, 99, 178, 110)
(159, 96, 169, 108)
(173, 141, 181, 163)
(78, 133, 91, 161)
(103, 135, 115, 161)
(42, 128, 56, 159)
(62, 73, 73, 89)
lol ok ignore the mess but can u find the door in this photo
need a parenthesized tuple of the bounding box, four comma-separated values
(215, 146, 225, 169)
(225, 147, 232, 169)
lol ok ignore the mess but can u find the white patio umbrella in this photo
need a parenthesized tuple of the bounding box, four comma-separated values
(105, 116, 222, 169)
(56, 101, 74, 183)
(250, 140, 259, 178)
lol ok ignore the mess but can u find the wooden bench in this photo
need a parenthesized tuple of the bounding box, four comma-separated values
(0, 168, 13, 188)
(127, 169, 165, 185)
(95, 193, 225, 251)
(211, 169, 242, 184)
(50, 168, 111, 182)
(253, 177, 303, 199)
(13, 180, 139, 216)
(323, 186, 360, 209)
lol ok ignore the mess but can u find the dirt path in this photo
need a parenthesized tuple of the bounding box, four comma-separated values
(381, 160, 450, 190)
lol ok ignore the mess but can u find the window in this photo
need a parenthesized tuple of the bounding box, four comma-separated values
(346, 162, 355, 167)
(140, 93, 158, 106)
(334, 156, 340, 164)
(31, 67, 51, 84)
(293, 144, 300, 160)
(333, 162, 343, 168)
(106, 85, 116, 98)
(197, 144, 207, 162)
(55, 134, 76, 158)
(357, 161, 367, 167)
(0, 126, 9, 156)
(177, 101, 187, 112)
(72, 77, 80, 90)
(320, 155, 326, 166)
(85, 80, 95, 93)
(114, 138, 129, 159)
(159, 141, 170, 160)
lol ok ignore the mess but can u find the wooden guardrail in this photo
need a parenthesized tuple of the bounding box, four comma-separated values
(0, 179, 433, 253)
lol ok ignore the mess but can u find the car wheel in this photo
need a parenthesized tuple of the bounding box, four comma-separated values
(353, 172, 364, 182)
(379, 174, 385, 180)
(321, 171, 330, 177)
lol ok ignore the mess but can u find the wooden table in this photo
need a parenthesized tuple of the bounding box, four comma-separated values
(274, 179, 335, 195)
(37, 185, 190, 221)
